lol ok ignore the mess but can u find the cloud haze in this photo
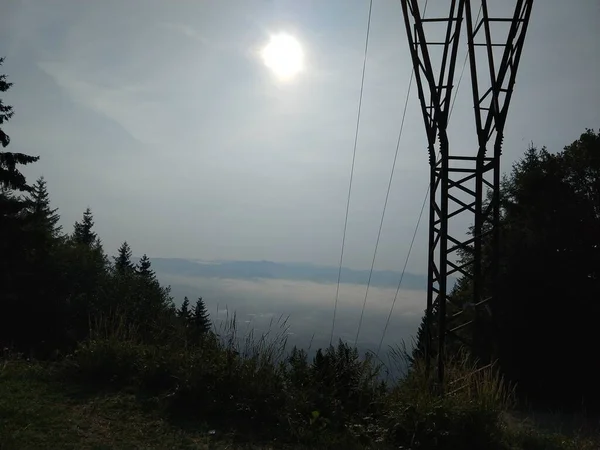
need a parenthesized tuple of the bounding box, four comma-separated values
(160, 272, 425, 359)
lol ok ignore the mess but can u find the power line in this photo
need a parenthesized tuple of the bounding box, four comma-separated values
(354, 0, 429, 347)
(376, 184, 428, 356)
(354, 73, 415, 346)
(330, 0, 374, 346)
(375, 3, 481, 356)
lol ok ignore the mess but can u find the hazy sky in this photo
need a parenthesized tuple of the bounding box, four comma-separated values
(2, 0, 599, 273)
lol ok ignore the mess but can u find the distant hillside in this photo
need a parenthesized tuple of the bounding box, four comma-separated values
(141, 258, 453, 291)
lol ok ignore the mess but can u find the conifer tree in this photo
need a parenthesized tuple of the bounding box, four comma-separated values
(410, 301, 439, 366)
(27, 176, 62, 239)
(135, 253, 171, 307)
(64, 207, 109, 337)
(192, 297, 211, 334)
(1, 59, 39, 256)
(417, 132, 600, 411)
(73, 207, 98, 247)
(0, 58, 39, 194)
(136, 254, 156, 281)
(178, 297, 191, 321)
(21, 178, 65, 353)
(0, 59, 43, 351)
(114, 241, 134, 276)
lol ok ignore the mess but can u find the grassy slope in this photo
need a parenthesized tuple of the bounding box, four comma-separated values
(0, 361, 282, 450)
(1, 360, 598, 450)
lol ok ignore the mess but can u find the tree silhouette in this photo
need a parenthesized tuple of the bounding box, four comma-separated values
(63, 208, 110, 341)
(27, 177, 62, 239)
(410, 300, 440, 366)
(0, 59, 42, 351)
(414, 130, 600, 411)
(136, 254, 156, 281)
(178, 297, 191, 322)
(114, 241, 134, 276)
(73, 207, 98, 248)
(493, 131, 600, 411)
(0, 58, 39, 193)
(192, 297, 211, 334)
(0, 65, 180, 354)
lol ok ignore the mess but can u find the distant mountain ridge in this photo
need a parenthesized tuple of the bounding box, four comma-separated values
(141, 258, 450, 291)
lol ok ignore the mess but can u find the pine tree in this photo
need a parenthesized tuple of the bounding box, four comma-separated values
(27, 176, 62, 239)
(178, 297, 190, 321)
(73, 207, 98, 247)
(436, 132, 600, 411)
(19, 177, 66, 352)
(1, 58, 40, 278)
(63, 207, 109, 338)
(192, 297, 211, 334)
(0, 58, 39, 192)
(114, 241, 134, 276)
(410, 301, 440, 366)
(0, 58, 13, 150)
(132, 252, 174, 330)
(136, 254, 156, 281)
(0, 60, 50, 352)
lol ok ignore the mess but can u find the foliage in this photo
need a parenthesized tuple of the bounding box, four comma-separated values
(72, 207, 99, 247)
(178, 296, 191, 321)
(58, 329, 600, 449)
(192, 297, 212, 335)
(26, 176, 62, 240)
(0, 59, 39, 192)
(0, 62, 45, 355)
(492, 132, 600, 411)
(382, 350, 514, 449)
(114, 241, 135, 276)
(412, 130, 600, 412)
(137, 253, 155, 279)
(3, 357, 597, 450)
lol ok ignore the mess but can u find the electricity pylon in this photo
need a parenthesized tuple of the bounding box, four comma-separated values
(400, 0, 533, 385)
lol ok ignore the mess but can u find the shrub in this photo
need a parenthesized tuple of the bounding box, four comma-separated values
(64, 311, 597, 449)
(383, 350, 514, 449)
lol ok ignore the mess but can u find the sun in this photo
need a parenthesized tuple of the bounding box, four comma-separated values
(261, 33, 304, 81)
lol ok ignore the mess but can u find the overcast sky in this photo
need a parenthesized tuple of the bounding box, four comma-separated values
(1, 0, 599, 273)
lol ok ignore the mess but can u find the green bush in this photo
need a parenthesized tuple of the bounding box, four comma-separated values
(382, 352, 513, 449)
(284, 341, 384, 436)
(69, 338, 144, 388)
(62, 314, 599, 449)
(66, 314, 291, 436)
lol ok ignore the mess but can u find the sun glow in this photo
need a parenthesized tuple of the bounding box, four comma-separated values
(261, 33, 304, 81)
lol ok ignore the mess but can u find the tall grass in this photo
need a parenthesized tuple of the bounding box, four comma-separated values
(61, 311, 595, 448)
(382, 346, 515, 449)
(214, 311, 291, 365)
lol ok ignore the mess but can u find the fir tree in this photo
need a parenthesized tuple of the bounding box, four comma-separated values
(136, 254, 156, 281)
(114, 241, 134, 276)
(178, 297, 191, 321)
(27, 176, 62, 239)
(73, 207, 98, 247)
(63, 207, 109, 337)
(410, 301, 440, 366)
(192, 297, 211, 333)
(0, 58, 13, 150)
(0, 58, 39, 192)
(0, 60, 46, 352)
(1, 58, 40, 273)
(424, 132, 600, 411)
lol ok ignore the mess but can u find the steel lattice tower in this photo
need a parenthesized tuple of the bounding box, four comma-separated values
(400, 0, 533, 385)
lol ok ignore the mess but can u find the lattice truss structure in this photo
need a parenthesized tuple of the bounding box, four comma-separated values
(400, 0, 533, 383)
